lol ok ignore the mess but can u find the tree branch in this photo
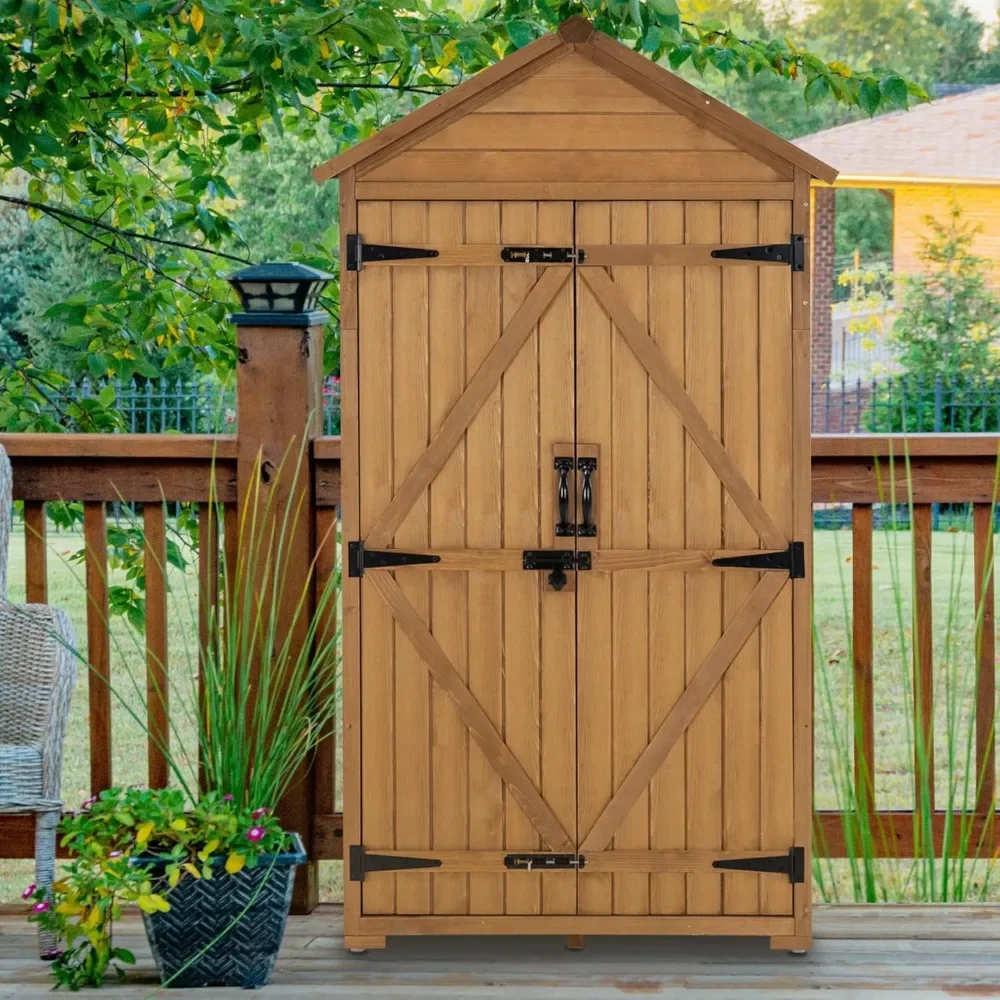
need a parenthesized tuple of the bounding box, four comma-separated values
(0, 195, 251, 264)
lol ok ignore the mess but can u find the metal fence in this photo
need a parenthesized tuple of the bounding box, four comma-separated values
(35, 376, 342, 435)
(812, 374, 1000, 434)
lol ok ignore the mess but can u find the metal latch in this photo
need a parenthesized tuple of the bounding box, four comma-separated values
(501, 246, 586, 264)
(522, 549, 592, 591)
(505, 853, 586, 870)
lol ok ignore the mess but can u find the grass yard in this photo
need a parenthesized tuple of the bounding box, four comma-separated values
(1, 520, 995, 903)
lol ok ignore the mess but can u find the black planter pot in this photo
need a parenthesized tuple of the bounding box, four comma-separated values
(131, 833, 307, 989)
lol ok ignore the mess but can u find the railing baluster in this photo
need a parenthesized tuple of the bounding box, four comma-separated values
(144, 503, 169, 789)
(23, 501, 47, 604)
(314, 507, 338, 823)
(83, 502, 112, 795)
(197, 502, 219, 793)
(913, 503, 935, 814)
(974, 502, 996, 816)
(852, 503, 875, 815)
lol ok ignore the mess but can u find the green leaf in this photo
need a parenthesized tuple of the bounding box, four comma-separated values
(668, 43, 693, 70)
(880, 74, 909, 107)
(859, 77, 882, 116)
(804, 75, 830, 106)
(97, 385, 116, 408)
(506, 19, 534, 49)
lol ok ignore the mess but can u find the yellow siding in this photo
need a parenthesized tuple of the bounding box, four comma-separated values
(893, 185, 1000, 287)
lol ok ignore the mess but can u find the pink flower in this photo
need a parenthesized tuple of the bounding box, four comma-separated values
(251, 808, 269, 820)
(21, 884, 37, 900)
(32, 901, 51, 913)
(246, 826, 265, 844)
(222, 794, 234, 802)
(108, 851, 123, 859)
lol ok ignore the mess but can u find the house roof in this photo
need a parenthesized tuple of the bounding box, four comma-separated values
(794, 85, 1000, 186)
(313, 16, 837, 184)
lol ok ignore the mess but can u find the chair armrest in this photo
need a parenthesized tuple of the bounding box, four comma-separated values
(0, 602, 78, 801)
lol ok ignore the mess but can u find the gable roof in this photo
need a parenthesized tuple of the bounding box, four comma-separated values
(313, 16, 837, 184)
(794, 85, 1000, 186)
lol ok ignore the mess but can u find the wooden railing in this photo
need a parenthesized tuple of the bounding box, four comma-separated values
(812, 433, 999, 857)
(0, 433, 344, 875)
(1, 430, 998, 879)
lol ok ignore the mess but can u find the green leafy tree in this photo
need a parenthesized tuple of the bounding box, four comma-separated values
(870, 205, 1000, 432)
(0, 0, 928, 431)
(890, 205, 1000, 379)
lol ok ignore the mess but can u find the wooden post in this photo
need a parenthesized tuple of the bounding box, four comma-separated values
(231, 274, 328, 915)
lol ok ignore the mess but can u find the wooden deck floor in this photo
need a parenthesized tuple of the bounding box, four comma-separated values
(3, 904, 1000, 998)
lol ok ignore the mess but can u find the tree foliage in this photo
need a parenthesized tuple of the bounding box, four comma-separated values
(0, 0, 932, 430)
(890, 204, 1000, 380)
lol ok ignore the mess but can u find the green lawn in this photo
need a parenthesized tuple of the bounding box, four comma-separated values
(1, 522, 993, 903)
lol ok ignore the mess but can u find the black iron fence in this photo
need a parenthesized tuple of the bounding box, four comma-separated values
(32, 376, 342, 435)
(813, 374, 1000, 434)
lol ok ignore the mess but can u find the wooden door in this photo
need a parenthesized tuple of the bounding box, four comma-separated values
(355, 200, 579, 917)
(573, 200, 800, 918)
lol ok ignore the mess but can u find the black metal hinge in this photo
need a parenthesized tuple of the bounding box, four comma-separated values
(345, 235, 439, 271)
(712, 541, 805, 579)
(348, 541, 441, 578)
(349, 845, 442, 883)
(713, 847, 805, 884)
(523, 549, 592, 591)
(711, 234, 805, 270)
(501, 246, 586, 264)
(505, 853, 586, 870)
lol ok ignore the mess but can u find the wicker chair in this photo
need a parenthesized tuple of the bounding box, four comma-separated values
(0, 444, 77, 958)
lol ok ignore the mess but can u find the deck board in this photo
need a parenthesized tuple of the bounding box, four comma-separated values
(3, 905, 1000, 997)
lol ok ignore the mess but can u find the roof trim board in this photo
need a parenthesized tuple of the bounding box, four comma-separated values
(313, 16, 838, 185)
(814, 174, 1000, 189)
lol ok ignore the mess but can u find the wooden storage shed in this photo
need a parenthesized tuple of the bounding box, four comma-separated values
(315, 15, 837, 953)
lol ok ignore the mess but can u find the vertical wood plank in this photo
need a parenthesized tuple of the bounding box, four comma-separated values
(609, 199, 650, 916)
(501, 200, 542, 916)
(313, 506, 338, 822)
(84, 502, 111, 795)
(358, 198, 396, 917)
(758, 199, 794, 917)
(974, 503, 996, 815)
(339, 168, 364, 933)
(537, 199, 576, 916)
(852, 503, 875, 816)
(721, 200, 760, 916)
(576, 200, 613, 917)
(23, 502, 47, 604)
(648, 201, 687, 917)
(391, 199, 432, 916)
(684, 199, 723, 916)
(143, 503, 169, 790)
(791, 167, 814, 944)
(464, 201, 505, 916)
(913, 503, 934, 815)
(197, 502, 218, 794)
(428, 200, 469, 916)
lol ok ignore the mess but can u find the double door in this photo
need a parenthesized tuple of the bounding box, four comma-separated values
(349, 198, 806, 927)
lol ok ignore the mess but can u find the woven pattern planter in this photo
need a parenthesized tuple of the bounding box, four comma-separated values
(135, 833, 306, 989)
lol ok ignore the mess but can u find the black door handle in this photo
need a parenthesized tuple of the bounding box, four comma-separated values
(578, 457, 597, 537)
(555, 457, 574, 537)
